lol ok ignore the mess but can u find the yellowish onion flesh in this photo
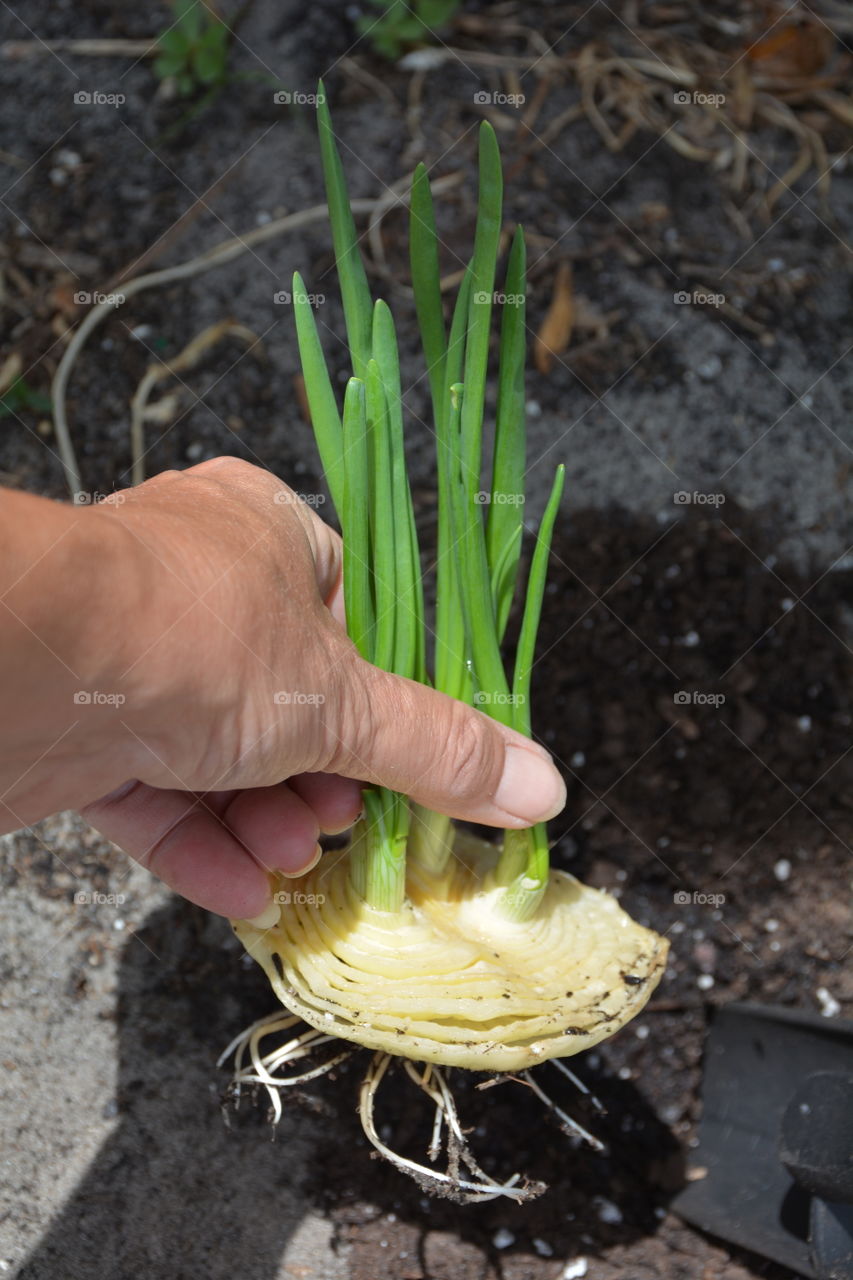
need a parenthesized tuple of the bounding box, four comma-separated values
(233, 831, 668, 1072)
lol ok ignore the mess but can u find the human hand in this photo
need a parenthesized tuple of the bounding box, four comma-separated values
(5, 459, 566, 920)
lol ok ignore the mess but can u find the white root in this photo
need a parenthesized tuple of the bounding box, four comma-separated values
(359, 1053, 534, 1204)
(221, 1011, 610, 1203)
(221, 1011, 352, 1125)
(520, 1070, 604, 1152)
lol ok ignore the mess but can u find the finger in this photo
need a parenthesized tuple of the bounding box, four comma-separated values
(286, 771, 363, 834)
(322, 656, 566, 830)
(81, 781, 274, 919)
(222, 783, 322, 874)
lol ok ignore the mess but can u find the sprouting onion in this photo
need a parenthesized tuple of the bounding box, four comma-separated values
(227, 88, 668, 1200)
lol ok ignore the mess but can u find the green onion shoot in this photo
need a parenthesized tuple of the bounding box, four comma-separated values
(225, 89, 668, 1202)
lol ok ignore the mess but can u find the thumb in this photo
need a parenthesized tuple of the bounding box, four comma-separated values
(321, 652, 566, 829)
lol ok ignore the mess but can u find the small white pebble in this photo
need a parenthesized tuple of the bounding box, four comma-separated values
(571, 751, 586, 768)
(774, 859, 792, 882)
(681, 630, 700, 647)
(255, 211, 271, 225)
(399, 47, 447, 70)
(817, 987, 841, 1018)
(561, 1261, 588, 1280)
(635, 1024, 650, 1039)
(781, 597, 795, 612)
(697, 355, 722, 380)
(617, 1066, 632, 1081)
(533, 1238, 553, 1257)
(594, 1196, 623, 1224)
(769, 940, 781, 952)
(697, 973, 714, 991)
(764, 918, 779, 932)
(113, 918, 125, 931)
(797, 715, 812, 732)
(492, 1228, 515, 1250)
(129, 325, 153, 342)
(526, 399, 542, 417)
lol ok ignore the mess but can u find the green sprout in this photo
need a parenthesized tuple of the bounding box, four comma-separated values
(295, 87, 564, 921)
(357, 0, 460, 61)
(0, 377, 52, 421)
(153, 0, 230, 98)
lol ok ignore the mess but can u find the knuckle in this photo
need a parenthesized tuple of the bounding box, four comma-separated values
(312, 638, 373, 775)
(442, 702, 502, 801)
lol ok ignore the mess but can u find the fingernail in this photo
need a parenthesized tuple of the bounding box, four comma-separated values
(280, 842, 323, 880)
(322, 817, 356, 835)
(244, 900, 281, 930)
(493, 744, 566, 824)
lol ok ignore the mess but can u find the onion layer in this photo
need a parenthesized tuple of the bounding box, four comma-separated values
(233, 831, 668, 1071)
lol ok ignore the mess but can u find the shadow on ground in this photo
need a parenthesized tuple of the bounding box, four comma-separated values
(16, 903, 317, 1280)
